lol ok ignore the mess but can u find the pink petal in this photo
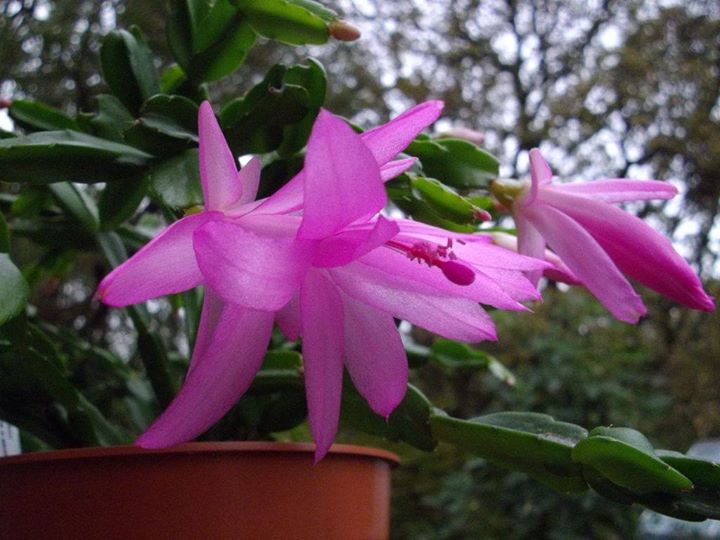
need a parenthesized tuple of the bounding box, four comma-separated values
(276, 294, 301, 341)
(329, 264, 497, 342)
(361, 101, 444, 164)
(136, 304, 273, 448)
(298, 110, 385, 239)
(97, 213, 217, 306)
(232, 171, 304, 218)
(521, 148, 553, 206)
(313, 216, 399, 267)
(529, 148, 553, 184)
(225, 156, 262, 209)
(524, 202, 647, 323)
(193, 219, 314, 311)
(540, 189, 714, 311)
(187, 287, 224, 377)
(198, 101, 242, 210)
(300, 270, 345, 462)
(380, 157, 417, 181)
(548, 179, 677, 203)
(359, 246, 528, 310)
(341, 292, 407, 418)
(395, 220, 549, 272)
(513, 211, 547, 287)
(491, 231, 580, 285)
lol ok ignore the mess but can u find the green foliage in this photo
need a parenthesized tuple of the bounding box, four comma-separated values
(0, 255, 28, 326)
(219, 60, 325, 155)
(407, 138, 499, 190)
(166, 0, 256, 83)
(100, 28, 160, 115)
(147, 149, 204, 210)
(9, 101, 80, 132)
(232, 0, 337, 45)
(0, 130, 151, 184)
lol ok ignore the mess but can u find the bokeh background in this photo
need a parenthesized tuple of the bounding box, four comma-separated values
(2, 0, 718, 537)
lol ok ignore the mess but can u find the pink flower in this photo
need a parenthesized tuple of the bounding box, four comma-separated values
(495, 148, 714, 323)
(97, 101, 546, 460)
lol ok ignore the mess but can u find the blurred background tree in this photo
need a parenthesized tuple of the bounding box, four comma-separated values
(1, 0, 718, 537)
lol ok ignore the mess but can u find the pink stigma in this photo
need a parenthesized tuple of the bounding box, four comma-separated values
(386, 238, 476, 286)
(439, 260, 476, 285)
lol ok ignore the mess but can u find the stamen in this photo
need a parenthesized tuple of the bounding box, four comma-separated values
(385, 238, 476, 286)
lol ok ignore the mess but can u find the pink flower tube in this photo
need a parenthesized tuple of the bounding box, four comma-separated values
(493, 148, 715, 323)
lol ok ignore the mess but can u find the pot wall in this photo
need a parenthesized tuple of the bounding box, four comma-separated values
(0, 442, 398, 540)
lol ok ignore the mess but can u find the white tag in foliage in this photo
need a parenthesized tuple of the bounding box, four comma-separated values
(0, 421, 21, 457)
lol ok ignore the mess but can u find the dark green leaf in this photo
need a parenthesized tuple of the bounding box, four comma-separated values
(341, 382, 436, 451)
(388, 174, 476, 233)
(572, 427, 693, 494)
(88, 95, 135, 142)
(262, 350, 303, 370)
(407, 138, 499, 189)
(9, 100, 79, 132)
(277, 58, 327, 156)
(191, 0, 236, 53)
(0, 211, 9, 252)
(429, 340, 517, 385)
(233, 0, 335, 45)
(147, 149, 203, 209)
(0, 254, 29, 326)
(656, 450, 720, 488)
(100, 28, 160, 114)
(411, 176, 484, 223)
(47, 182, 99, 232)
(166, 2, 193, 69)
(431, 411, 589, 492)
(220, 65, 310, 154)
(0, 347, 129, 447)
(0, 130, 151, 184)
(160, 64, 187, 94)
(192, 16, 256, 82)
(98, 176, 149, 230)
(124, 95, 199, 156)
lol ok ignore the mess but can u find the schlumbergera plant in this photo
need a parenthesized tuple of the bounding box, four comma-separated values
(0, 0, 718, 523)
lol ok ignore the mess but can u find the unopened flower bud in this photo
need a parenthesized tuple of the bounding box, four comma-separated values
(329, 20, 361, 41)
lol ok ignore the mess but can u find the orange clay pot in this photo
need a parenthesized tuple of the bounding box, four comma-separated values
(0, 442, 398, 540)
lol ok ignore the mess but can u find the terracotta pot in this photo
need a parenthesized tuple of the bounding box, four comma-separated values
(0, 442, 398, 540)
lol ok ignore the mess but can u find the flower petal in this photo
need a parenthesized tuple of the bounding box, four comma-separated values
(549, 179, 677, 204)
(341, 293, 407, 419)
(361, 101, 444, 164)
(226, 156, 262, 208)
(540, 188, 714, 311)
(529, 148, 553, 184)
(524, 202, 647, 323)
(329, 264, 497, 342)
(187, 287, 224, 377)
(513, 210, 547, 287)
(489, 231, 580, 285)
(298, 109, 385, 239)
(198, 101, 242, 210)
(300, 270, 345, 462)
(380, 157, 418, 181)
(276, 294, 301, 341)
(362, 245, 529, 310)
(193, 219, 314, 311)
(136, 304, 273, 448)
(313, 216, 399, 267)
(97, 213, 217, 306)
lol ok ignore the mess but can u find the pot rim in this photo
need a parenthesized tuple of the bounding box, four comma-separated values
(0, 441, 399, 467)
